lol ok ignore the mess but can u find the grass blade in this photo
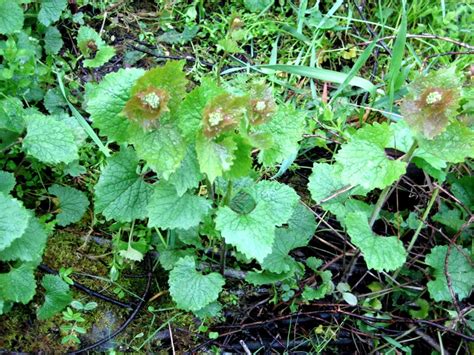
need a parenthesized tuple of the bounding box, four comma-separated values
(330, 37, 379, 103)
(56, 72, 111, 157)
(386, 0, 407, 110)
(256, 64, 376, 93)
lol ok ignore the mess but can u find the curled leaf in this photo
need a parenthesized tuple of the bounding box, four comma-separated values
(400, 67, 462, 139)
(248, 84, 276, 125)
(123, 87, 170, 130)
(202, 93, 248, 138)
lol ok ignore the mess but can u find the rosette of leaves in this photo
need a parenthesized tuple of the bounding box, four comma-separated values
(77, 26, 115, 68)
(400, 67, 461, 139)
(87, 61, 309, 314)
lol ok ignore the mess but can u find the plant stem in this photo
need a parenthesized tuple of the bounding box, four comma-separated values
(369, 140, 418, 227)
(220, 180, 233, 275)
(215, 52, 228, 85)
(406, 187, 439, 253)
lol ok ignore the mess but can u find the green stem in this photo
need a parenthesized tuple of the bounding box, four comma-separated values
(222, 180, 233, 206)
(369, 140, 418, 227)
(215, 52, 228, 85)
(407, 187, 439, 253)
(128, 220, 135, 247)
(220, 180, 233, 275)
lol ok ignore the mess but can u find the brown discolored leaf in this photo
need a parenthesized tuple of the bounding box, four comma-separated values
(123, 87, 170, 130)
(202, 93, 248, 138)
(248, 84, 276, 126)
(400, 67, 461, 139)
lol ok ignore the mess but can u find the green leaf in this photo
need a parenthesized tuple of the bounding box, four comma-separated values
(416, 121, 474, 168)
(77, 26, 115, 68)
(432, 204, 466, 233)
(224, 136, 253, 179)
(345, 212, 407, 272)
(84, 45, 115, 68)
(308, 162, 368, 205)
(167, 146, 203, 196)
(196, 134, 237, 183)
(175, 227, 202, 247)
(118, 245, 143, 262)
(158, 26, 199, 44)
(0, 193, 30, 251)
(217, 38, 241, 53)
(169, 256, 225, 312)
(451, 176, 473, 211)
(86, 68, 145, 143)
(254, 104, 305, 166)
(0, 0, 24, 35)
(131, 61, 188, 115)
(261, 204, 316, 273)
(216, 181, 299, 263)
(131, 125, 186, 180)
(63, 160, 86, 177)
(44, 26, 63, 55)
(48, 184, 89, 226)
(177, 78, 225, 140)
(159, 248, 195, 271)
(245, 270, 293, 285)
(94, 149, 152, 222)
(336, 122, 407, 190)
(0, 216, 47, 263)
(0, 97, 27, 133)
(22, 114, 78, 164)
(52, 113, 87, 146)
(244, 0, 273, 12)
(215, 206, 275, 263)
(0, 263, 36, 304)
(390, 119, 474, 170)
(38, 0, 67, 26)
(147, 182, 211, 230)
(302, 270, 333, 301)
(37, 274, 73, 320)
(0, 171, 15, 194)
(425, 246, 473, 302)
(44, 88, 67, 114)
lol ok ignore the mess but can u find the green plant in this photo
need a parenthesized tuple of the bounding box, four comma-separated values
(307, 66, 473, 298)
(60, 300, 97, 345)
(84, 60, 320, 314)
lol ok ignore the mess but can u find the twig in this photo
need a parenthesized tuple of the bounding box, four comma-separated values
(240, 340, 252, 355)
(356, 34, 474, 50)
(409, 325, 448, 355)
(169, 323, 176, 355)
(423, 51, 474, 68)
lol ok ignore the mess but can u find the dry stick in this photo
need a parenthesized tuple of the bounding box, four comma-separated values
(169, 323, 176, 355)
(408, 325, 448, 355)
(356, 34, 474, 50)
(353, 0, 392, 55)
(422, 51, 474, 68)
(240, 340, 252, 355)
